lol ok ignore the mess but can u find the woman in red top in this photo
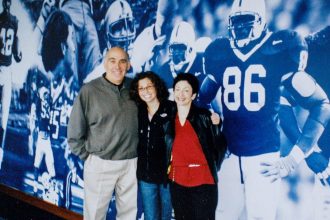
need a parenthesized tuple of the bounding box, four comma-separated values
(168, 73, 226, 220)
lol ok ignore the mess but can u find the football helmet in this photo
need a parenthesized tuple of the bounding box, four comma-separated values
(169, 21, 196, 71)
(228, 0, 267, 48)
(39, 86, 50, 102)
(104, 0, 136, 52)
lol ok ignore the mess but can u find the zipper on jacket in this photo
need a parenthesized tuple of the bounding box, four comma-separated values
(146, 124, 150, 171)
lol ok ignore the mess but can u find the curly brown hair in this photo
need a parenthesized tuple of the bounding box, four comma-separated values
(130, 71, 169, 105)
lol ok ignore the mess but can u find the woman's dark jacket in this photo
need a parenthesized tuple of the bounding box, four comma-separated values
(136, 100, 175, 184)
(137, 100, 227, 184)
(164, 104, 227, 183)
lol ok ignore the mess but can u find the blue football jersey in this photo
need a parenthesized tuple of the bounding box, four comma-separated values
(36, 87, 51, 134)
(0, 12, 18, 66)
(202, 30, 307, 156)
(49, 79, 76, 147)
(159, 52, 206, 90)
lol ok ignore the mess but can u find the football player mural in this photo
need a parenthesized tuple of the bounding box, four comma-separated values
(84, 0, 176, 82)
(157, 21, 209, 99)
(280, 25, 330, 220)
(197, 0, 330, 219)
(0, 0, 22, 170)
(0, 0, 329, 219)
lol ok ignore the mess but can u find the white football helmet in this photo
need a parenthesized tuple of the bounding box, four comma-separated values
(228, 0, 267, 48)
(169, 21, 196, 72)
(39, 86, 50, 102)
(104, 0, 136, 52)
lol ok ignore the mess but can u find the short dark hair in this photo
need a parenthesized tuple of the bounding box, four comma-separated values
(130, 71, 169, 104)
(41, 10, 72, 72)
(173, 73, 199, 94)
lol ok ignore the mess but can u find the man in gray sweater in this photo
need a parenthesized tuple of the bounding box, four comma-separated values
(68, 47, 138, 220)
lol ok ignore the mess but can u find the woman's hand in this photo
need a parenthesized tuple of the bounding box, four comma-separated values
(211, 112, 220, 125)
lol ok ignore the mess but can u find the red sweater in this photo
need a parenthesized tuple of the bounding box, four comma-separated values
(169, 115, 214, 187)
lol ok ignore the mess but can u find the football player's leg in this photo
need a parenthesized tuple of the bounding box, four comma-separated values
(0, 146, 3, 170)
(64, 155, 79, 208)
(28, 133, 34, 156)
(33, 166, 40, 195)
(33, 135, 44, 169)
(44, 138, 55, 178)
(1, 68, 12, 149)
(0, 66, 4, 152)
(64, 170, 73, 209)
(312, 176, 330, 220)
(28, 104, 37, 156)
(216, 154, 245, 219)
(33, 136, 45, 195)
(244, 152, 281, 220)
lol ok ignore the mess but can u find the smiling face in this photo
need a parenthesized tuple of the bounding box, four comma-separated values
(138, 77, 157, 104)
(174, 80, 196, 107)
(104, 47, 130, 85)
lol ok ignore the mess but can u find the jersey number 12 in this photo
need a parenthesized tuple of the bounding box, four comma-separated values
(0, 27, 14, 56)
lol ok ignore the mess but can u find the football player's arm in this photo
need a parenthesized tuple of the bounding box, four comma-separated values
(155, 0, 177, 36)
(305, 149, 330, 186)
(130, 0, 177, 73)
(261, 71, 330, 181)
(197, 74, 220, 109)
(279, 104, 301, 144)
(284, 71, 330, 155)
(130, 25, 166, 73)
(280, 81, 330, 186)
(197, 38, 224, 109)
(67, 92, 89, 161)
(13, 35, 22, 62)
(279, 87, 302, 145)
(33, 0, 56, 54)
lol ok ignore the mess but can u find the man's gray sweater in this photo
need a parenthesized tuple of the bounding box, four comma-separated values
(68, 76, 138, 161)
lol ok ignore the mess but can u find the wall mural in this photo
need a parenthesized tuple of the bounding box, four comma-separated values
(0, 0, 329, 219)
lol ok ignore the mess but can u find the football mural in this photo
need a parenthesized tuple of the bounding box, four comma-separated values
(0, 0, 329, 219)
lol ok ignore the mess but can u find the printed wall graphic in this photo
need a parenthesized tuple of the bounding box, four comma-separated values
(0, 0, 329, 219)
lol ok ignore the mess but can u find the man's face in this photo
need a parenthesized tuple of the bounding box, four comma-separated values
(104, 47, 130, 85)
(63, 25, 77, 78)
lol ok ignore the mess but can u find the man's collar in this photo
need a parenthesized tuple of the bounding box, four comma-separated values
(102, 73, 124, 89)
